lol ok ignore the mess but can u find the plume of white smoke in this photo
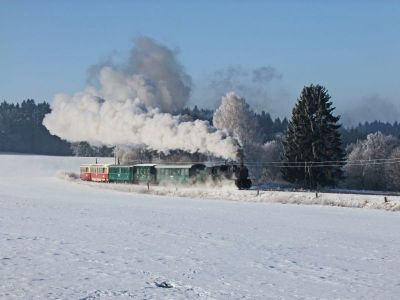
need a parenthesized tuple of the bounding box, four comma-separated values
(86, 37, 191, 113)
(190, 65, 289, 117)
(43, 37, 239, 159)
(340, 94, 400, 126)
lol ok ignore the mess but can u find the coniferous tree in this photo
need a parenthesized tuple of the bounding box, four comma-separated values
(282, 84, 344, 188)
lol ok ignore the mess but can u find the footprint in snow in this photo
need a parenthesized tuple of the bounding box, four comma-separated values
(154, 281, 174, 288)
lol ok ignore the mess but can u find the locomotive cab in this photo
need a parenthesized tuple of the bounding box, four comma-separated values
(235, 164, 252, 190)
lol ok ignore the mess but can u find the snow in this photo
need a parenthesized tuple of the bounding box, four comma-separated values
(70, 173, 400, 212)
(1, 155, 400, 299)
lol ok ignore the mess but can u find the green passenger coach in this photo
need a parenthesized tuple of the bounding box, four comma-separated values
(108, 164, 156, 183)
(108, 165, 135, 182)
(155, 164, 206, 184)
(133, 164, 156, 183)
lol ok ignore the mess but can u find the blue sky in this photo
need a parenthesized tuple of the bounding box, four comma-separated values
(1, 0, 399, 123)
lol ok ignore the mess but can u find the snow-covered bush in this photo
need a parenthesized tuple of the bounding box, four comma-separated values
(385, 147, 400, 191)
(345, 132, 400, 190)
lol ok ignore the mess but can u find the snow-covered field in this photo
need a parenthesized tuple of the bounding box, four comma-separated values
(1, 155, 400, 299)
(70, 173, 400, 212)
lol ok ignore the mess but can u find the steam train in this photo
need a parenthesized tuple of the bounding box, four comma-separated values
(79, 162, 252, 189)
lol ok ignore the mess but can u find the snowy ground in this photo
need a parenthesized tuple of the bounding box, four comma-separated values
(1, 155, 400, 299)
(71, 175, 400, 212)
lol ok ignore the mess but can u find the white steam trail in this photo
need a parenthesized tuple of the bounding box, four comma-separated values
(43, 37, 238, 159)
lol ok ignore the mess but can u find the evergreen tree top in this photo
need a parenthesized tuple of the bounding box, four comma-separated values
(282, 84, 344, 188)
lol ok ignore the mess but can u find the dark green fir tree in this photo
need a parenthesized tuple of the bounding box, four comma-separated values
(282, 84, 344, 188)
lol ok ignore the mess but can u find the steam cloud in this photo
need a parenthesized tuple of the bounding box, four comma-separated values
(43, 37, 239, 159)
(252, 66, 282, 83)
(194, 65, 289, 117)
(341, 95, 400, 126)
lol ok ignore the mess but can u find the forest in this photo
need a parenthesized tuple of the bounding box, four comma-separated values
(1, 98, 400, 191)
(0, 100, 113, 156)
(2, 99, 400, 155)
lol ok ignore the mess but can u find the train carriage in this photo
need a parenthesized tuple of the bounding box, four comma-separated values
(89, 164, 110, 182)
(108, 165, 135, 183)
(133, 164, 157, 184)
(155, 164, 206, 184)
(79, 164, 92, 181)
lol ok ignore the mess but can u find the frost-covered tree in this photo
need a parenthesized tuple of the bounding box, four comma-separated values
(213, 92, 261, 145)
(345, 132, 400, 190)
(247, 140, 283, 183)
(261, 140, 283, 181)
(385, 147, 400, 191)
(213, 92, 264, 179)
(282, 84, 344, 188)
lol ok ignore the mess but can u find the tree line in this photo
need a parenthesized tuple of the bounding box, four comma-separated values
(202, 86, 400, 192)
(0, 100, 71, 155)
(2, 99, 400, 156)
(0, 100, 112, 156)
(2, 96, 400, 192)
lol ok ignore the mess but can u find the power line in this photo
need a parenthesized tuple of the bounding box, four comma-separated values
(244, 157, 400, 165)
(113, 157, 400, 168)
(245, 160, 400, 168)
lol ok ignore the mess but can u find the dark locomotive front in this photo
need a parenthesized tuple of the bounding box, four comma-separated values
(234, 164, 252, 189)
